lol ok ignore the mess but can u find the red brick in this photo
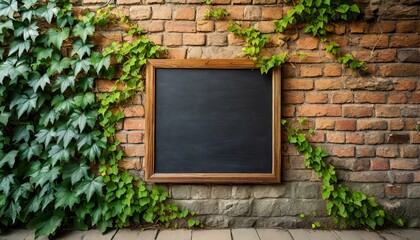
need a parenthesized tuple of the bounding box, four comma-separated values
(296, 37, 319, 50)
(197, 21, 214, 32)
(353, 50, 397, 63)
(123, 144, 145, 157)
(225, 6, 245, 20)
(129, 6, 152, 20)
(364, 132, 385, 145)
(282, 64, 297, 78)
(332, 146, 355, 157)
(124, 118, 145, 130)
(357, 119, 387, 130)
(165, 21, 196, 33)
(385, 184, 406, 199)
(137, 20, 164, 32)
(207, 33, 227, 46)
(371, 158, 389, 170)
(315, 79, 341, 90)
(376, 105, 401, 118)
(388, 92, 408, 104)
(359, 35, 389, 48)
(380, 64, 420, 77)
(123, 106, 144, 117)
(335, 119, 356, 131)
(152, 6, 172, 20)
(183, 33, 206, 46)
(164, 33, 182, 46)
(412, 132, 420, 144)
(306, 131, 325, 143)
(306, 93, 328, 103)
(400, 146, 419, 158)
(368, 22, 396, 33)
(343, 106, 373, 118)
(283, 79, 313, 90)
(95, 79, 118, 92)
(349, 21, 367, 33)
(232, 0, 251, 3)
(394, 79, 416, 91)
(324, 64, 342, 77)
(127, 131, 143, 143)
(115, 132, 127, 143)
(396, 21, 418, 33)
(174, 7, 196, 20)
(405, 119, 418, 131)
(261, 7, 282, 20)
(389, 35, 420, 47)
(411, 92, 420, 103)
(118, 157, 141, 170)
(332, 92, 353, 104)
(297, 105, 341, 117)
(93, 32, 123, 47)
(167, 48, 187, 59)
(387, 134, 410, 144)
(196, 5, 211, 20)
(244, 6, 261, 20)
(228, 34, 246, 46)
(283, 92, 304, 104)
(357, 147, 375, 157)
(300, 66, 322, 77)
(348, 172, 388, 182)
(212, 0, 231, 4)
(346, 133, 363, 144)
(389, 119, 405, 130)
(316, 119, 335, 130)
(376, 146, 399, 158)
(148, 33, 163, 45)
(327, 132, 345, 143)
(282, 106, 295, 117)
(354, 92, 386, 103)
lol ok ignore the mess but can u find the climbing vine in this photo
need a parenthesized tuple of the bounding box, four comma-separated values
(283, 119, 404, 229)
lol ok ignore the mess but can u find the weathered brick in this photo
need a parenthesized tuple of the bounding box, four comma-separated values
(164, 33, 183, 46)
(332, 91, 353, 103)
(115, 132, 127, 143)
(388, 92, 408, 104)
(301, 66, 323, 77)
(412, 92, 420, 103)
(306, 131, 325, 143)
(174, 7, 196, 20)
(343, 106, 373, 118)
(197, 21, 214, 32)
(396, 21, 418, 33)
(123, 106, 144, 118)
(283, 92, 304, 104)
(376, 105, 401, 118)
(364, 132, 385, 145)
(137, 20, 164, 32)
(232, 0, 251, 3)
(224, 6, 244, 20)
(357, 147, 375, 157)
(394, 79, 416, 91)
(282, 106, 295, 117)
(327, 132, 345, 143)
(123, 144, 145, 157)
(354, 92, 386, 103)
(376, 146, 399, 158)
(316, 119, 335, 130)
(116, 0, 142, 4)
(165, 21, 196, 33)
(148, 33, 163, 45)
(357, 119, 387, 130)
(349, 21, 367, 33)
(124, 118, 145, 130)
(183, 33, 206, 46)
(387, 134, 410, 144)
(315, 79, 341, 90)
(335, 119, 356, 131)
(212, 0, 231, 4)
(118, 157, 141, 170)
(371, 159, 389, 170)
(93, 32, 123, 47)
(346, 133, 363, 144)
(167, 48, 187, 59)
(324, 64, 342, 77)
(283, 79, 313, 90)
(207, 33, 227, 46)
(129, 6, 152, 20)
(297, 105, 341, 117)
(228, 34, 246, 46)
(296, 37, 319, 50)
(389, 35, 420, 47)
(196, 5, 211, 20)
(385, 184, 406, 199)
(127, 131, 143, 143)
(359, 35, 389, 48)
(400, 146, 419, 158)
(389, 119, 405, 130)
(332, 146, 355, 157)
(256, 21, 275, 34)
(152, 6, 172, 20)
(401, 106, 420, 118)
(305, 93, 328, 103)
(380, 64, 420, 77)
(397, 49, 420, 63)
(368, 22, 396, 33)
(244, 6, 261, 20)
(261, 7, 282, 20)
(353, 50, 396, 63)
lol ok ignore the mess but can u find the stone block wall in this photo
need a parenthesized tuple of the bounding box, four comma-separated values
(83, 0, 420, 228)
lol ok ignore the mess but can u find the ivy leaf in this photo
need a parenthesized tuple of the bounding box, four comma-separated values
(73, 23, 95, 43)
(0, 150, 18, 168)
(350, 4, 360, 13)
(48, 145, 70, 166)
(39, 109, 60, 126)
(49, 57, 72, 75)
(3, 200, 21, 223)
(63, 162, 90, 185)
(54, 187, 79, 209)
(30, 166, 60, 187)
(47, 28, 70, 49)
(33, 47, 53, 61)
(11, 182, 31, 202)
(8, 40, 31, 57)
(0, 0, 18, 19)
(70, 111, 88, 132)
(82, 142, 102, 161)
(56, 126, 77, 148)
(73, 59, 91, 76)
(72, 40, 93, 59)
(77, 77, 94, 91)
(12, 125, 34, 143)
(53, 74, 75, 93)
(90, 53, 110, 74)
(35, 129, 56, 147)
(28, 72, 50, 92)
(19, 142, 42, 161)
(336, 4, 350, 13)
(21, 10, 34, 22)
(75, 177, 104, 201)
(22, 0, 37, 9)
(35, 2, 59, 23)
(27, 210, 65, 238)
(53, 97, 75, 114)
(74, 92, 95, 109)
(25, 194, 41, 214)
(10, 93, 38, 118)
(0, 172, 15, 196)
(0, 110, 11, 125)
(15, 22, 39, 42)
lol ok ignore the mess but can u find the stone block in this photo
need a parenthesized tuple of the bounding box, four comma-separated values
(228, 217, 258, 227)
(191, 185, 211, 199)
(257, 229, 293, 240)
(218, 199, 251, 217)
(156, 230, 191, 240)
(212, 185, 232, 199)
(114, 230, 157, 240)
(252, 199, 291, 217)
(232, 185, 251, 199)
(293, 182, 322, 199)
(231, 229, 259, 240)
(192, 230, 231, 240)
(252, 185, 289, 198)
(171, 185, 191, 199)
(408, 184, 420, 198)
(169, 200, 218, 215)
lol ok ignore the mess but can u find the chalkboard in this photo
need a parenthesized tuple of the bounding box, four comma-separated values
(145, 59, 281, 183)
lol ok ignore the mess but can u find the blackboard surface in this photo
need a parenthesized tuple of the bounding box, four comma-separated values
(145, 59, 281, 183)
(155, 69, 272, 173)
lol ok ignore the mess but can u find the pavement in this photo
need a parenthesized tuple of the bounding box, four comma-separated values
(2, 228, 420, 240)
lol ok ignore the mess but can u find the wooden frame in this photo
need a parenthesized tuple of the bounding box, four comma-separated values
(145, 59, 281, 183)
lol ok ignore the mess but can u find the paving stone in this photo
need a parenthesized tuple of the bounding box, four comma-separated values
(390, 229, 420, 240)
(232, 228, 259, 240)
(379, 232, 406, 240)
(289, 229, 340, 240)
(113, 229, 157, 240)
(257, 229, 293, 240)
(192, 229, 231, 240)
(334, 230, 383, 240)
(55, 231, 85, 239)
(1, 230, 40, 240)
(56, 230, 116, 240)
(157, 229, 192, 240)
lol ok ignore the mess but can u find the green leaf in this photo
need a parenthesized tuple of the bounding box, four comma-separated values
(90, 53, 110, 74)
(27, 210, 65, 238)
(0, 150, 18, 168)
(10, 93, 38, 118)
(8, 39, 31, 57)
(47, 28, 70, 49)
(75, 177, 104, 201)
(0, 173, 15, 196)
(28, 72, 50, 92)
(72, 39, 93, 59)
(21, 10, 34, 22)
(55, 187, 79, 209)
(40, 109, 60, 126)
(48, 145, 70, 166)
(74, 93, 95, 109)
(350, 4, 360, 13)
(34, 47, 54, 61)
(56, 126, 78, 148)
(73, 23, 95, 43)
(49, 57, 72, 75)
(22, 0, 37, 9)
(63, 162, 90, 185)
(73, 59, 91, 75)
(12, 125, 34, 143)
(15, 22, 39, 41)
(53, 74, 75, 93)
(35, 2, 59, 23)
(0, 0, 18, 19)
(336, 4, 350, 14)
(30, 166, 60, 188)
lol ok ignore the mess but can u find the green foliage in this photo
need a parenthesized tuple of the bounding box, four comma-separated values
(202, 0, 213, 4)
(326, 41, 365, 70)
(0, 2, 198, 238)
(282, 119, 405, 229)
(205, 8, 230, 20)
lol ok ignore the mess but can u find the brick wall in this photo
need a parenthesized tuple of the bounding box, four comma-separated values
(88, 0, 420, 228)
